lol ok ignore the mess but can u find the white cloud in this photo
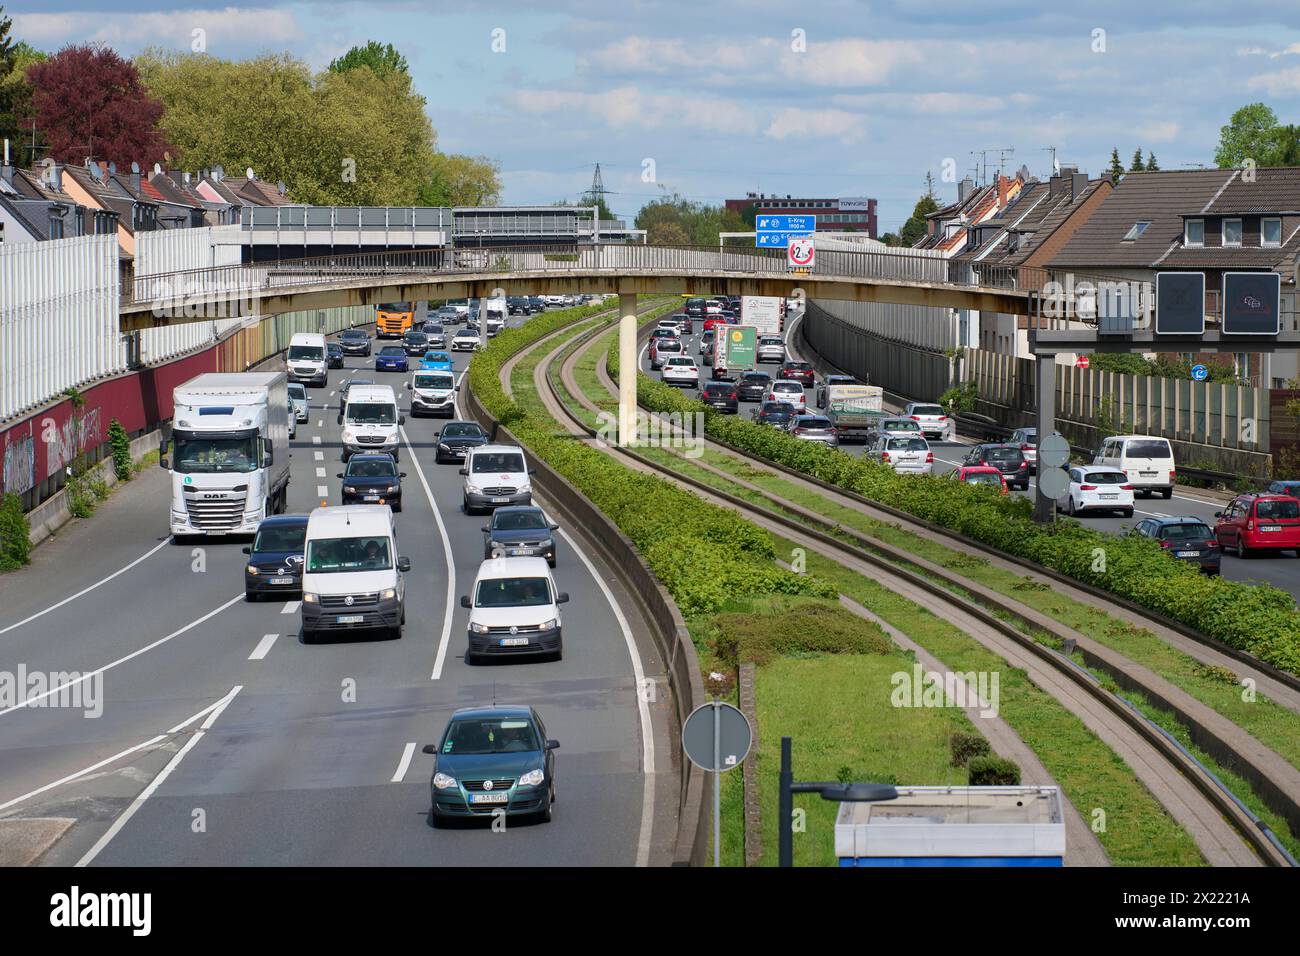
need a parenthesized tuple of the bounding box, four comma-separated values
(1248, 67, 1300, 95)
(1142, 121, 1181, 143)
(765, 107, 867, 143)
(832, 91, 1035, 114)
(12, 7, 300, 51)
(509, 86, 760, 135)
(780, 38, 926, 87)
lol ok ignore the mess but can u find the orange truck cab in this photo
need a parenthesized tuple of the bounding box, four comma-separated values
(376, 302, 415, 338)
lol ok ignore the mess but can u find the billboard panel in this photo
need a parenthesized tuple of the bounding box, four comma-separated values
(1222, 272, 1281, 336)
(1155, 272, 1205, 335)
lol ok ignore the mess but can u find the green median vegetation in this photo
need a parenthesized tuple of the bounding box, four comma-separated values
(0, 493, 32, 572)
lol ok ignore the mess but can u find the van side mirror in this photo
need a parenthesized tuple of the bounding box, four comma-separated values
(421, 744, 438, 756)
(549, 523, 559, 531)
(545, 740, 560, 751)
(1214, 511, 1223, 519)
(241, 546, 251, 554)
(337, 414, 343, 426)
(399, 472, 407, 478)
(159, 457, 169, 469)
(336, 473, 344, 479)
(159, 439, 168, 456)
(460, 595, 471, 608)
(528, 468, 537, 476)
(556, 592, 569, 604)
(458, 468, 468, 476)
(397, 556, 411, 572)
(480, 526, 490, 533)
(399, 415, 406, 426)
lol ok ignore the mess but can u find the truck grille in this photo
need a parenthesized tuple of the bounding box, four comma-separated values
(183, 491, 248, 531)
(484, 623, 542, 634)
(357, 435, 387, 445)
(320, 592, 379, 609)
(480, 486, 516, 496)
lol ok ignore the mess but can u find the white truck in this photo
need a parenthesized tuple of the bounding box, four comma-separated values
(825, 384, 884, 443)
(741, 296, 784, 336)
(162, 372, 292, 538)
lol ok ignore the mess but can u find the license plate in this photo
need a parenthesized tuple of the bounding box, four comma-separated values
(1262, 525, 1282, 532)
(337, 614, 364, 624)
(509, 548, 533, 556)
(500, 637, 529, 646)
(364, 495, 379, 501)
(1100, 494, 1117, 500)
(269, 577, 294, 585)
(1140, 471, 1156, 476)
(492, 497, 510, 504)
(470, 792, 508, 804)
(1176, 551, 1200, 558)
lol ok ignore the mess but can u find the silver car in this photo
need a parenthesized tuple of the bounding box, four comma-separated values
(867, 434, 933, 475)
(757, 336, 786, 364)
(422, 323, 448, 348)
(1010, 427, 1038, 472)
(287, 383, 309, 423)
(903, 402, 950, 440)
(789, 414, 839, 447)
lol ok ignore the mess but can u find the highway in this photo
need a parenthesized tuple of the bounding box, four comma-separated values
(639, 313, 1300, 597)
(0, 308, 676, 866)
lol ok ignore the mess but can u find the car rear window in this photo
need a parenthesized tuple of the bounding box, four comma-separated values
(1126, 440, 1172, 459)
(705, 383, 733, 394)
(1158, 523, 1212, 540)
(799, 417, 832, 429)
(890, 437, 928, 451)
(986, 447, 1023, 460)
(1255, 499, 1300, 519)
(911, 405, 944, 416)
(884, 420, 920, 431)
(1083, 471, 1127, 484)
(773, 382, 801, 393)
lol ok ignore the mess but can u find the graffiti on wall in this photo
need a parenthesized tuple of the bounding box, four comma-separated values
(43, 407, 103, 476)
(2, 430, 36, 495)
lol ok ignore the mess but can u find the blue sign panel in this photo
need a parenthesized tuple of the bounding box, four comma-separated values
(756, 231, 814, 247)
(755, 214, 816, 233)
(1191, 364, 1208, 382)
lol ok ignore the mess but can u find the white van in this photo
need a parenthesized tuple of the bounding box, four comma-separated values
(1093, 434, 1175, 498)
(460, 443, 533, 513)
(339, 383, 403, 462)
(408, 369, 457, 418)
(300, 505, 410, 643)
(460, 556, 568, 663)
(287, 332, 328, 387)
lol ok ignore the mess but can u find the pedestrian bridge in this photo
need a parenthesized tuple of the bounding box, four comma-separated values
(121, 243, 1044, 332)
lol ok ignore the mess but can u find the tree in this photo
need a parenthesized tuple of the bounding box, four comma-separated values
(1108, 148, 1125, 184)
(1, 42, 45, 159)
(1145, 151, 1159, 172)
(328, 41, 408, 77)
(1215, 102, 1283, 167)
(1274, 125, 1300, 166)
(0, 6, 13, 63)
(417, 152, 500, 206)
(1129, 148, 1145, 172)
(898, 194, 939, 246)
(648, 220, 689, 245)
(26, 44, 172, 168)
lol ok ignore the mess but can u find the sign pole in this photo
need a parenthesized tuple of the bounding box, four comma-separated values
(713, 701, 721, 868)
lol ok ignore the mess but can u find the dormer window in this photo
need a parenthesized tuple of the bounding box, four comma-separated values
(1262, 217, 1282, 247)
(1223, 218, 1243, 246)
(1185, 218, 1205, 246)
(1122, 220, 1150, 241)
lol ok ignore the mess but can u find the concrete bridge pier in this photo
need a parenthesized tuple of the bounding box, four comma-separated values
(619, 293, 638, 445)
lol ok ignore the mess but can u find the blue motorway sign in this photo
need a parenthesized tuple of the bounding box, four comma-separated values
(756, 231, 814, 247)
(1191, 364, 1208, 382)
(755, 214, 816, 233)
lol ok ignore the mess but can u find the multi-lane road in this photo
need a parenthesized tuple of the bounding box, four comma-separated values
(0, 309, 676, 866)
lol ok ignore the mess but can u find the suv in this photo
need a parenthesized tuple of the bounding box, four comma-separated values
(962, 444, 1029, 491)
(757, 336, 786, 364)
(482, 506, 560, 566)
(461, 444, 533, 513)
(778, 361, 815, 387)
(1009, 427, 1038, 472)
(1215, 493, 1300, 558)
(338, 453, 405, 511)
(436, 420, 488, 463)
(736, 371, 772, 403)
(699, 380, 739, 414)
(904, 403, 950, 441)
(461, 557, 568, 663)
(338, 328, 371, 356)
(402, 331, 429, 356)
(242, 514, 309, 601)
(765, 379, 807, 412)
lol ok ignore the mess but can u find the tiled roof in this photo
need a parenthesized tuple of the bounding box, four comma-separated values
(1203, 167, 1300, 214)
(0, 193, 50, 240)
(1004, 179, 1109, 266)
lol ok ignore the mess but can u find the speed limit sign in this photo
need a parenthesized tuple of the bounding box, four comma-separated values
(787, 236, 815, 273)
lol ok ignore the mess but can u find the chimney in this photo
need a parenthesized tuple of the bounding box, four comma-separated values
(957, 176, 974, 202)
(997, 175, 1009, 209)
(1, 138, 12, 184)
(130, 161, 141, 194)
(1071, 171, 1088, 201)
(211, 163, 224, 182)
(1048, 172, 1063, 197)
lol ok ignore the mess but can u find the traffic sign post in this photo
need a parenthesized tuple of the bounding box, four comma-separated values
(1191, 363, 1208, 382)
(1155, 272, 1206, 335)
(681, 701, 752, 868)
(787, 236, 815, 273)
(1037, 433, 1072, 519)
(1222, 272, 1281, 336)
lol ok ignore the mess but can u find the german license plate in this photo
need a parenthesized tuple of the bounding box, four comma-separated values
(337, 614, 364, 624)
(492, 497, 510, 504)
(509, 548, 532, 556)
(1101, 494, 1117, 500)
(1262, 525, 1281, 532)
(500, 637, 529, 647)
(470, 792, 508, 804)
(364, 495, 379, 501)
(1176, 551, 1200, 558)
(1141, 471, 1156, 476)
(269, 577, 293, 585)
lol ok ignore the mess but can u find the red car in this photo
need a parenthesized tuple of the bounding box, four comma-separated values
(1214, 494, 1300, 557)
(949, 465, 1008, 494)
(779, 361, 815, 386)
(702, 316, 729, 333)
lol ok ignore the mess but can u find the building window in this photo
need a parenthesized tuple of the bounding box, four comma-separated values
(1223, 218, 1243, 246)
(1122, 220, 1150, 241)
(1185, 218, 1205, 246)
(1262, 216, 1282, 246)
(49, 215, 64, 239)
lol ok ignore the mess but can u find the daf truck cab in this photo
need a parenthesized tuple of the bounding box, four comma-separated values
(162, 372, 291, 539)
(287, 332, 328, 387)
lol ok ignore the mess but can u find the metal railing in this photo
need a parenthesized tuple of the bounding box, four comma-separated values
(241, 205, 453, 230)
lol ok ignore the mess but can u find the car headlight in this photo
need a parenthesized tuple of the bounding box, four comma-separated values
(344, 485, 357, 493)
(302, 592, 318, 604)
(466, 482, 482, 494)
(518, 482, 531, 495)
(469, 622, 490, 634)
(342, 430, 355, 443)
(539, 618, 557, 631)
(246, 565, 259, 576)
(518, 768, 544, 788)
(387, 485, 399, 493)
(433, 772, 457, 790)
(438, 443, 450, 451)
(380, 588, 397, 601)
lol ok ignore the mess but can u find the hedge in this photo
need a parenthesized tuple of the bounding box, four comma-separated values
(0, 492, 31, 572)
(468, 302, 837, 616)
(617, 350, 1300, 676)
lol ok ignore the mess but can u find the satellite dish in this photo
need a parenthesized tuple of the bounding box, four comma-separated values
(212, 164, 224, 181)
(246, 167, 255, 180)
(108, 162, 117, 174)
(131, 161, 140, 174)
(153, 162, 162, 175)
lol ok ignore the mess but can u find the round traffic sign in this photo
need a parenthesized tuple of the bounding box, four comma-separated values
(1076, 355, 1089, 369)
(681, 701, 752, 772)
(1039, 433, 1071, 469)
(1191, 363, 1208, 382)
(788, 237, 815, 268)
(1038, 466, 1071, 500)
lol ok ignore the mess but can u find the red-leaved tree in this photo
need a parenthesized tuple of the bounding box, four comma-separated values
(26, 44, 172, 168)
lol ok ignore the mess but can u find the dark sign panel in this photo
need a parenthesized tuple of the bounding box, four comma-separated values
(1155, 272, 1205, 335)
(1222, 272, 1281, 336)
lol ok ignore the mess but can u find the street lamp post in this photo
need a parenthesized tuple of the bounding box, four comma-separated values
(778, 736, 899, 867)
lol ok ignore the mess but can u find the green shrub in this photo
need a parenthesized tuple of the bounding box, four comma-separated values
(64, 472, 98, 518)
(950, 732, 992, 768)
(0, 492, 31, 572)
(709, 602, 893, 665)
(968, 755, 1021, 785)
(108, 419, 132, 481)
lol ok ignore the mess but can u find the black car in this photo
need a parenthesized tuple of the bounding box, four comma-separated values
(403, 331, 430, 356)
(752, 401, 798, 428)
(242, 514, 309, 601)
(339, 329, 371, 356)
(1132, 517, 1221, 575)
(424, 706, 558, 826)
(482, 506, 560, 567)
(338, 453, 405, 511)
(528, 296, 547, 314)
(736, 371, 771, 401)
(779, 361, 816, 387)
(507, 296, 529, 315)
(326, 342, 345, 368)
(436, 420, 489, 463)
(963, 443, 1030, 491)
(685, 297, 706, 319)
(700, 380, 739, 414)
(338, 377, 374, 414)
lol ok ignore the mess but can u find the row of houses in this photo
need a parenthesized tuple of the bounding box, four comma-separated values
(911, 164, 1300, 386)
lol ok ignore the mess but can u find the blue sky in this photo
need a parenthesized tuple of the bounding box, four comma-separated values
(7, 1, 1300, 230)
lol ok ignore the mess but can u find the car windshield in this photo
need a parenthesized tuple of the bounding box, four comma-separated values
(253, 524, 306, 552)
(965, 472, 1002, 487)
(342, 331, 365, 340)
(912, 405, 944, 416)
(346, 402, 396, 424)
(172, 435, 259, 474)
(1159, 522, 1212, 540)
(493, 511, 549, 531)
(442, 424, 483, 438)
(347, 458, 397, 478)
(426, 325, 444, 334)
(475, 576, 551, 607)
(288, 345, 323, 361)
(1083, 471, 1127, 484)
(884, 420, 920, 431)
(889, 438, 928, 451)
(472, 452, 525, 473)
(287, 385, 306, 399)
(306, 535, 392, 572)
(379, 303, 409, 312)
(414, 373, 454, 390)
(405, 334, 427, 344)
(1256, 499, 1300, 519)
(456, 329, 476, 337)
(380, 346, 404, 356)
(441, 717, 541, 755)
(1126, 440, 1171, 459)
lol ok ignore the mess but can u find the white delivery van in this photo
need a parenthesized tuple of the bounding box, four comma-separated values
(287, 332, 328, 387)
(338, 383, 403, 462)
(460, 444, 533, 513)
(408, 369, 457, 418)
(1093, 434, 1175, 498)
(460, 556, 568, 663)
(300, 505, 410, 643)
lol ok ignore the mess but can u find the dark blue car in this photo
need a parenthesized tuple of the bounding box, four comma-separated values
(242, 514, 309, 601)
(375, 345, 409, 372)
(1131, 516, 1221, 575)
(424, 705, 558, 826)
(338, 453, 405, 512)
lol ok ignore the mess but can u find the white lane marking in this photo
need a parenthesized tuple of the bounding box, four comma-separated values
(391, 742, 417, 783)
(313, 451, 324, 461)
(316, 468, 327, 478)
(0, 595, 243, 719)
(542, 507, 656, 868)
(317, 419, 323, 428)
(400, 425, 456, 681)
(281, 601, 300, 614)
(316, 485, 329, 498)
(453, 370, 466, 418)
(0, 693, 234, 815)
(0, 539, 169, 636)
(312, 436, 321, 445)
(329, 391, 336, 397)
(77, 685, 243, 867)
(248, 633, 280, 660)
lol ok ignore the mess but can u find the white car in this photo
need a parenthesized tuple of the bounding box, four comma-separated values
(1059, 465, 1134, 518)
(409, 369, 457, 418)
(661, 356, 700, 387)
(287, 382, 309, 423)
(765, 379, 807, 412)
(461, 556, 567, 663)
(756, 336, 786, 363)
(698, 330, 714, 355)
(868, 434, 933, 475)
(461, 444, 533, 514)
(903, 402, 949, 440)
(451, 328, 480, 352)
